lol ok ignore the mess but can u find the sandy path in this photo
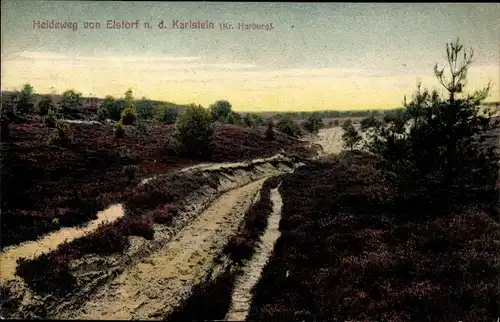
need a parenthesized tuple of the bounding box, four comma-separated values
(225, 184, 283, 321)
(0, 204, 124, 284)
(315, 127, 344, 155)
(54, 178, 267, 320)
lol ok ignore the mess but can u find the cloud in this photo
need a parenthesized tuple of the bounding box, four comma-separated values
(16, 51, 69, 60)
(77, 55, 201, 62)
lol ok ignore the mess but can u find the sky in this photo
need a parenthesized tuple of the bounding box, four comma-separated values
(1, 1, 499, 112)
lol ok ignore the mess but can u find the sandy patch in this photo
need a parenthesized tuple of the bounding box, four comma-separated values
(0, 204, 124, 284)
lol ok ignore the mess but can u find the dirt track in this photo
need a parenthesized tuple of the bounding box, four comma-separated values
(54, 178, 267, 320)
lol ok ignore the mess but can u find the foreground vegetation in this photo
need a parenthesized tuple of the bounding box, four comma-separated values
(248, 152, 498, 321)
(247, 38, 499, 321)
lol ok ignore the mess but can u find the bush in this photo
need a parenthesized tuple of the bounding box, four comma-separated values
(341, 119, 361, 150)
(333, 119, 340, 127)
(175, 104, 215, 158)
(225, 113, 236, 124)
(360, 115, 381, 131)
(59, 89, 83, 115)
(155, 105, 180, 124)
(120, 107, 137, 125)
(136, 119, 150, 136)
(209, 100, 232, 122)
(44, 107, 58, 128)
(114, 121, 125, 138)
(304, 112, 324, 134)
(101, 96, 123, 121)
(36, 94, 55, 116)
(276, 117, 301, 138)
(47, 121, 73, 146)
(13, 84, 35, 116)
(96, 107, 109, 121)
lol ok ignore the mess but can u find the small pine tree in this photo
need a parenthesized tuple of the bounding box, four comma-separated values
(341, 119, 361, 150)
(115, 121, 125, 138)
(14, 84, 35, 116)
(44, 106, 58, 128)
(36, 94, 56, 116)
(121, 107, 137, 125)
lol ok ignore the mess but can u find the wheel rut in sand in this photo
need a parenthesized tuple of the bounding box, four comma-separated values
(54, 178, 268, 320)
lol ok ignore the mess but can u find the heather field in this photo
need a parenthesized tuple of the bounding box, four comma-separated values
(1, 116, 316, 249)
(247, 152, 500, 321)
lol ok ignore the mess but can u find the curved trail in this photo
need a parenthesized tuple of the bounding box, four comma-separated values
(54, 178, 268, 320)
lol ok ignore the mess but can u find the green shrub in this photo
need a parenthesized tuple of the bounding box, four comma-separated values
(276, 117, 301, 138)
(97, 107, 109, 121)
(341, 119, 361, 150)
(47, 121, 72, 145)
(36, 94, 56, 116)
(115, 121, 125, 138)
(136, 120, 150, 136)
(155, 105, 180, 124)
(44, 107, 58, 128)
(136, 98, 155, 119)
(225, 113, 236, 124)
(174, 104, 214, 158)
(304, 112, 324, 134)
(209, 100, 232, 122)
(120, 107, 137, 125)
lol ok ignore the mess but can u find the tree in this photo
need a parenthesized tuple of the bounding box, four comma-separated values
(14, 84, 35, 116)
(209, 100, 232, 122)
(100, 96, 122, 121)
(360, 38, 498, 200)
(118, 89, 137, 125)
(36, 94, 56, 116)
(44, 106, 58, 128)
(341, 119, 362, 150)
(59, 89, 83, 115)
(121, 107, 137, 125)
(175, 104, 215, 158)
(304, 112, 324, 134)
(360, 115, 381, 131)
(276, 117, 301, 138)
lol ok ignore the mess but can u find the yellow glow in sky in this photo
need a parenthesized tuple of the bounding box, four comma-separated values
(1, 52, 499, 111)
